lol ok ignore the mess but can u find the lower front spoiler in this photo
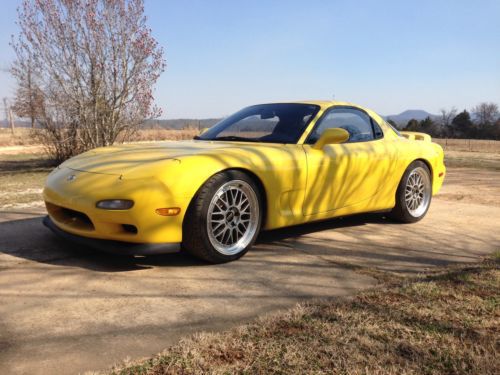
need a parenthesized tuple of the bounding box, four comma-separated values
(43, 216, 181, 255)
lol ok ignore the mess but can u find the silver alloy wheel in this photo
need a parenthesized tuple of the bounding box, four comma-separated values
(405, 167, 431, 218)
(207, 180, 259, 256)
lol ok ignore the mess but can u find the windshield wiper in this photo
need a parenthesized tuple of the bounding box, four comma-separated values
(211, 136, 259, 142)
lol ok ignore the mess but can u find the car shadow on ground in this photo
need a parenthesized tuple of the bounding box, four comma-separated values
(0, 213, 388, 272)
(257, 213, 387, 243)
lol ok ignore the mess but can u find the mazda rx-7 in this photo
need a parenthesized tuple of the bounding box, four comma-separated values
(43, 101, 446, 263)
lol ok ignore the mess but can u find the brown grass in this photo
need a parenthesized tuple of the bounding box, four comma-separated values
(0, 127, 200, 147)
(110, 259, 499, 375)
(434, 138, 500, 153)
(0, 128, 38, 147)
(444, 150, 500, 171)
(123, 128, 200, 142)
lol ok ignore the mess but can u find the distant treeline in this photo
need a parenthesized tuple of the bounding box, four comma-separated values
(393, 102, 500, 140)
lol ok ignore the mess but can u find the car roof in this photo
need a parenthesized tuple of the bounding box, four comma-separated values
(263, 100, 365, 110)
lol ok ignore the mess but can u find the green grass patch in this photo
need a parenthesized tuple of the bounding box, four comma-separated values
(493, 250, 500, 261)
(0, 154, 54, 208)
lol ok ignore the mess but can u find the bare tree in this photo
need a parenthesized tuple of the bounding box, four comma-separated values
(11, 61, 44, 128)
(439, 107, 457, 127)
(438, 107, 457, 137)
(11, 0, 165, 162)
(472, 102, 499, 126)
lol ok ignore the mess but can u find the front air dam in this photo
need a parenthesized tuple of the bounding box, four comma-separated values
(43, 216, 181, 255)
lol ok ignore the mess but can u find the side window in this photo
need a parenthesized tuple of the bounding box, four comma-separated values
(308, 108, 379, 144)
(372, 119, 384, 139)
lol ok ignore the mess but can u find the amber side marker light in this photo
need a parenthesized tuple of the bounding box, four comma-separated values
(155, 207, 181, 216)
(439, 172, 444, 177)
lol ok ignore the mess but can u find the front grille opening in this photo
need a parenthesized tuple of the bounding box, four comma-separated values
(46, 202, 94, 231)
(122, 224, 138, 234)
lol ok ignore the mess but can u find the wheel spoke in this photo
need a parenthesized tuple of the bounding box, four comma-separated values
(223, 228, 232, 244)
(219, 193, 229, 208)
(214, 225, 226, 238)
(234, 189, 242, 206)
(212, 221, 224, 231)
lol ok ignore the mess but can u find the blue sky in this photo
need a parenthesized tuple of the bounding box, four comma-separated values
(0, 0, 499, 118)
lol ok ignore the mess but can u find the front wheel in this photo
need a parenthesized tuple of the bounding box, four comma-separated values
(182, 171, 262, 263)
(389, 161, 432, 223)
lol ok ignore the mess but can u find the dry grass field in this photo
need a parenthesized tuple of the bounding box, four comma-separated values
(0, 127, 200, 147)
(434, 138, 500, 153)
(125, 128, 200, 142)
(0, 128, 39, 146)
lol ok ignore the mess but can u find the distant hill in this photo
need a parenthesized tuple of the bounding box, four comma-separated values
(385, 110, 438, 126)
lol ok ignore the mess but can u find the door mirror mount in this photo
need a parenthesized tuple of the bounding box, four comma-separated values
(312, 128, 350, 149)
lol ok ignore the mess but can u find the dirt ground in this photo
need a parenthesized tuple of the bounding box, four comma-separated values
(437, 167, 500, 206)
(0, 164, 499, 374)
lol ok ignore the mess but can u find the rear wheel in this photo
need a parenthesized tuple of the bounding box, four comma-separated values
(389, 161, 432, 223)
(182, 170, 262, 263)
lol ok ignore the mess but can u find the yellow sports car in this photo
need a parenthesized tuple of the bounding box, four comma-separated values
(43, 101, 446, 263)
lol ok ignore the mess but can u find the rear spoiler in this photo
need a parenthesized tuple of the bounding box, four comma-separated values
(400, 131, 431, 142)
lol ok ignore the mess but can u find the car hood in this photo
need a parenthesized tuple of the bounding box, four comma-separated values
(60, 140, 237, 176)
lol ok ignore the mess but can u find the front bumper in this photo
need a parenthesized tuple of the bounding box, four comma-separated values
(43, 167, 189, 243)
(43, 216, 180, 255)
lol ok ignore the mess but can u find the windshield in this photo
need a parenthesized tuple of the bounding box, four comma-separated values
(195, 103, 320, 144)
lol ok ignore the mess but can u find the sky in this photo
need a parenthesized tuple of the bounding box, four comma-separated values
(0, 0, 499, 119)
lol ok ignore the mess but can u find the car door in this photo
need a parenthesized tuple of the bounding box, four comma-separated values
(302, 106, 394, 216)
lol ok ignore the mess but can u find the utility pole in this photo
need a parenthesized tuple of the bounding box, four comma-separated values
(3, 97, 15, 134)
(8, 106, 15, 134)
(3, 97, 8, 130)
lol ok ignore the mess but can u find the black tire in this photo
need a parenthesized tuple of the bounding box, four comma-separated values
(389, 161, 432, 223)
(182, 170, 263, 263)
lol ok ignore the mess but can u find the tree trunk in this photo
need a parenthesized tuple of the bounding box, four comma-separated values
(8, 107, 15, 134)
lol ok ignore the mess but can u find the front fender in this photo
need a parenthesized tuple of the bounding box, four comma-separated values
(127, 145, 308, 230)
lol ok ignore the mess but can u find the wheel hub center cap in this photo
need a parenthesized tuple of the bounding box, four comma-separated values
(226, 207, 240, 225)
